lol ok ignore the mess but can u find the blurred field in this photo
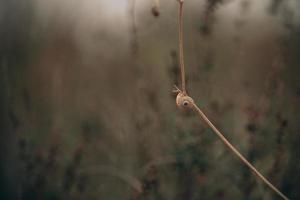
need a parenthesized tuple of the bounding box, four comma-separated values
(1, 0, 300, 199)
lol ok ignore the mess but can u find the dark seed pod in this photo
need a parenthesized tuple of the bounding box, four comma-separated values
(151, 6, 160, 17)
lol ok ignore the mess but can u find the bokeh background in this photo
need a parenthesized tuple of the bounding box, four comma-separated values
(1, 0, 300, 199)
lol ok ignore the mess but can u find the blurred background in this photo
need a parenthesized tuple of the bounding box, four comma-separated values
(0, 0, 300, 199)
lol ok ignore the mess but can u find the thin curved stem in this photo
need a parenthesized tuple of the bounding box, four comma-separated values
(79, 165, 143, 193)
(178, 0, 186, 94)
(191, 103, 289, 200)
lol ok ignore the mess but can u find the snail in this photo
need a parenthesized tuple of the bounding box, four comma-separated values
(173, 85, 194, 111)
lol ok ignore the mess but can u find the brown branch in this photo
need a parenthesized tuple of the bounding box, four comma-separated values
(174, 1, 289, 200)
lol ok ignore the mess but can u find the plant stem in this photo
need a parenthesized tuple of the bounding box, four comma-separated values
(191, 102, 289, 200)
(178, 0, 186, 94)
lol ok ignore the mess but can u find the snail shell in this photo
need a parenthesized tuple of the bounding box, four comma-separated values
(176, 92, 194, 111)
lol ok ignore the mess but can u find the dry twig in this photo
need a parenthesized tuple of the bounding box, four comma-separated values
(174, 1, 289, 199)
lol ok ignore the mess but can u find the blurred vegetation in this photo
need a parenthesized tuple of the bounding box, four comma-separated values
(1, 0, 300, 199)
